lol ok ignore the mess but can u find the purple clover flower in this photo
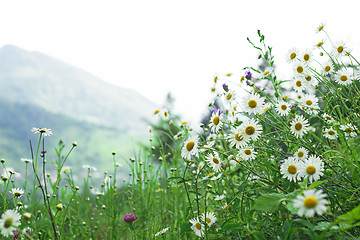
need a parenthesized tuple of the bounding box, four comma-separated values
(291, 214, 297, 220)
(123, 213, 136, 224)
(245, 71, 252, 80)
(212, 108, 223, 114)
(222, 83, 229, 92)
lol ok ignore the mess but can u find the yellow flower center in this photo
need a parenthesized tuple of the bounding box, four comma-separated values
(213, 116, 220, 126)
(324, 66, 331, 72)
(306, 166, 316, 175)
(305, 75, 311, 81)
(290, 52, 296, 59)
(337, 46, 344, 53)
(195, 222, 202, 230)
(317, 41, 324, 47)
(281, 104, 287, 110)
(245, 126, 255, 135)
(325, 116, 332, 121)
(318, 25, 324, 32)
(303, 54, 310, 61)
(186, 141, 195, 151)
(235, 133, 244, 141)
(287, 165, 297, 174)
(226, 93, 232, 100)
(345, 127, 352, 133)
(296, 80, 302, 87)
(15, 192, 22, 197)
(297, 151, 304, 158)
(297, 66, 304, 74)
(154, 110, 160, 115)
(214, 76, 218, 83)
(295, 123, 303, 131)
(304, 196, 318, 208)
(244, 150, 252, 155)
(340, 75, 348, 81)
(212, 158, 219, 164)
(206, 217, 211, 224)
(4, 218, 13, 229)
(328, 130, 335, 135)
(248, 100, 257, 108)
(263, 71, 270, 76)
(306, 100, 313, 106)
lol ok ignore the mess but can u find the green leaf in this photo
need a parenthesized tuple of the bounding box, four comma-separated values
(336, 204, 360, 225)
(252, 193, 286, 212)
(308, 180, 327, 190)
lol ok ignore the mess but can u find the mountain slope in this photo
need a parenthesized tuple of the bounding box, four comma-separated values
(0, 44, 155, 132)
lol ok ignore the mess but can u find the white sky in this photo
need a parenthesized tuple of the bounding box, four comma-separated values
(1, 0, 359, 124)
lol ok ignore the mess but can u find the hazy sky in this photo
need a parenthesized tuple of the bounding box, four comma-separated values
(1, 0, 359, 124)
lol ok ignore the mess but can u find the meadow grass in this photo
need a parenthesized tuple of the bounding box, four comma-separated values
(1, 24, 360, 239)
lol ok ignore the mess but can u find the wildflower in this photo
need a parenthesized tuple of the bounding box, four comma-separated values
(82, 165, 97, 171)
(323, 127, 338, 140)
(222, 83, 229, 92)
(215, 194, 225, 201)
(205, 151, 223, 172)
(228, 126, 249, 149)
(245, 70, 252, 80)
(301, 49, 314, 64)
(290, 115, 310, 138)
(123, 213, 136, 224)
(208, 109, 224, 133)
(10, 188, 24, 198)
(340, 123, 357, 137)
(293, 189, 328, 217)
(241, 92, 265, 115)
(155, 227, 169, 237)
(56, 203, 63, 210)
(0, 209, 21, 237)
(286, 48, 299, 64)
(293, 78, 305, 92)
(31, 127, 52, 136)
(321, 61, 334, 75)
(261, 67, 273, 77)
(315, 22, 326, 33)
(210, 173, 223, 180)
(20, 158, 31, 164)
(322, 113, 335, 124)
(181, 136, 199, 159)
(280, 157, 301, 182)
(275, 101, 291, 116)
(298, 155, 324, 183)
(224, 90, 236, 104)
(189, 217, 204, 237)
(303, 74, 317, 87)
(197, 162, 205, 174)
(334, 69, 353, 85)
(201, 212, 217, 227)
(241, 118, 263, 141)
(293, 61, 307, 76)
(302, 94, 319, 115)
(332, 40, 348, 57)
(238, 147, 257, 161)
(294, 147, 308, 161)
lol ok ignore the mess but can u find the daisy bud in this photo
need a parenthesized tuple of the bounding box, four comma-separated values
(169, 120, 173, 125)
(72, 141, 77, 147)
(23, 212, 32, 220)
(1, 176, 8, 181)
(112, 151, 116, 155)
(75, 186, 80, 191)
(0, 159, 5, 163)
(56, 203, 63, 210)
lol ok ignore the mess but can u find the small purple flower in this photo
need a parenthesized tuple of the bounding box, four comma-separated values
(255, 85, 261, 90)
(290, 105, 297, 110)
(245, 71, 252, 80)
(123, 213, 136, 224)
(212, 108, 223, 114)
(291, 214, 297, 220)
(12, 230, 20, 239)
(222, 83, 229, 92)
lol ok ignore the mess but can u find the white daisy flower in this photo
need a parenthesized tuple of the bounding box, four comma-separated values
(321, 61, 334, 75)
(275, 101, 291, 116)
(201, 212, 217, 227)
(293, 78, 306, 92)
(332, 40, 348, 57)
(241, 118, 263, 141)
(315, 22, 326, 33)
(322, 113, 335, 124)
(210, 173, 223, 180)
(293, 61, 307, 76)
(301, 49, 314, 64)
(21, 158, 32, 163)
(340, 123, 358, 137)
(323, 127, 338, 140)
(241, 92, 265, 115)
(280, 157, 301, 182)
(208, 109, 224, 133)
(301, 94, 319, 115)
(261, 67, 273, 78)
(238, 147, 257, 161)
(31, 127, 53, 136)
(202, 172, 214, 180)
(302, 74, 317, 87)
(189, 217, 204, 237)
(286, 47, 300, 64)
(205, 151, 223, 172)
(298, 155, 324, 183)
(10, 188, 24, 198)
(214, 194, 225, 201)
(290, 115, 310, 138)
(227, 126, 249, 149)
(334, 69, 354, 85)
(224, 90, 236, 104)
(293, 189, 328, 218)
(197, 162, 205, 174)
(0, 209, 21, 237)
(181, 136, 199, 160)
(294, 147, 309, 161)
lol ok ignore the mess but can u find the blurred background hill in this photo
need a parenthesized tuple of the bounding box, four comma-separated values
(0, 45, 156, 180)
